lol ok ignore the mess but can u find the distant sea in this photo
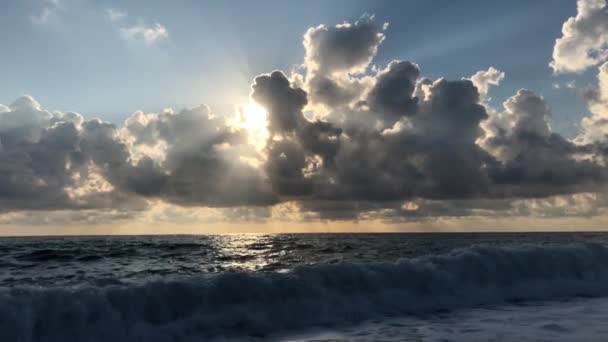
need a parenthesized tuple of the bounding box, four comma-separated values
(2, 232, 608, 341)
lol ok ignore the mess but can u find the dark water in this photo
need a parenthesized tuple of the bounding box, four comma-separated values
(1, 232, 606, 286)
(2, 232, 608, 341)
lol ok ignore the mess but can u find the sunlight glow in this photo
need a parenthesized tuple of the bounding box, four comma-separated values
(239, 102, 269, 152)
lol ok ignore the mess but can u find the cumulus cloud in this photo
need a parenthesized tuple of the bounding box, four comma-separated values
(120, 105, 276, 206)
(251, 71, 308, 133)
(121, 23, 168, 44)
(0, 95, 129, 212)
(366, 61, 421, 124)
(301, 15, 387, 113)
(0, 94, 273, 217)
(482, 90, 605, 199)
(6, 14, 608, 225)
(550, 0, 608, 73)
(577, 62, 608, 143)
(303, 14, 387, 75)
(470, 67, 505, 99)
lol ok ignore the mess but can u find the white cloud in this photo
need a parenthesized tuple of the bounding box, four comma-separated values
(107, 8, 127, 22)
(470, 67, 505, 100)
(121, 23, 169, 44)
(551, 80, 577, 90)
(303, 15, 387, 75)
(550, 0, 608, 73)
(577, 62, 608, 143)
(30, 0, 63, 26)
(105, 8, 167, 46)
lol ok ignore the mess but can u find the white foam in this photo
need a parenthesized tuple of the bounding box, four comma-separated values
(282, 297, 608, 341)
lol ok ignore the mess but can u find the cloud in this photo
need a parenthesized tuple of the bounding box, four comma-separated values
(303, 14, 387, 75)
(6, 14, 608, 226)
(0, 94, 273, 218)
(120, 105, 277, 207)
(251, 71, 308, 133)
(301, 14, 387, 112)
(107, 8, 127, 22)
(577, 61, 608, 143)
(0, 95, 135, 213)
(121, 23, 169, 44)
(470, 67, 505, 99)
(482, 90, 605, 199)
(365, 61, 421, 125)
(30, 0, 64, 26)
(550, 0, 608, 73)
(106, 8, 167, 45)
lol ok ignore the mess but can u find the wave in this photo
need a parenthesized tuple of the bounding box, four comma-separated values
(2, 243, 608, 341)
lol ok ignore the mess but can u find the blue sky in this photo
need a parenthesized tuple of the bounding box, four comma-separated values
(0, 0, 592, 135)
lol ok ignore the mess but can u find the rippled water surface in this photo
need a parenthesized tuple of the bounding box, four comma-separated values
(2, 232, 606, 286)
(3, 233, 608, 341)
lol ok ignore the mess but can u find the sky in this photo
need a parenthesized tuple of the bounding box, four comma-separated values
(1, 0, 608, 234)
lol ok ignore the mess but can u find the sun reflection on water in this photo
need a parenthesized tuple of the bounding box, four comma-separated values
(209, 234, 287, 272)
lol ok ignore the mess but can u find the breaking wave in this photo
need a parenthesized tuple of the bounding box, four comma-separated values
(2, 243, 608, 341)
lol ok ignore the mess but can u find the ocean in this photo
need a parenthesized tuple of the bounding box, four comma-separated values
(1, 232, 608, 341)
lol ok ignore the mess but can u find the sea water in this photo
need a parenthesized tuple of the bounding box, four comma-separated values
(1, 233, 608, 341)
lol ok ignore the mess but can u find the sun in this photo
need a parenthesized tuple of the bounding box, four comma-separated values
(241, 102, 268, 131)
(238, 102, 269, 151)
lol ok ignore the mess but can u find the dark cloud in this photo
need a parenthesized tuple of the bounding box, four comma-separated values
(482, 90, 607, 198)
(297, 120, 342, 162)
(251, 71, 307, 134)
(0, 97, 145, 215)
(265, 139, 312, 197)
(306, 75, 362, 108)
(366, 61, 420, 124)
(0, 96, 84, 211)
(250, 56, 608, 219)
